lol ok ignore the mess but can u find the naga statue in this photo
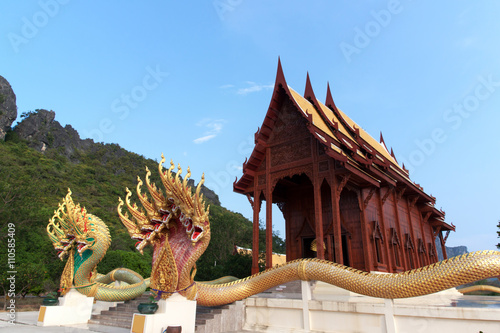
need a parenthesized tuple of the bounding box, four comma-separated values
(48, 154, 500, 306)
(47, 190, 150, 301)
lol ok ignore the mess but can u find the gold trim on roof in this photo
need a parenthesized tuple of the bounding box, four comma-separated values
(289, 87, 340, 144)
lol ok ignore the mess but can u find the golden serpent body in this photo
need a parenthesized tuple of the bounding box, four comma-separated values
(196, 251, 500, 306)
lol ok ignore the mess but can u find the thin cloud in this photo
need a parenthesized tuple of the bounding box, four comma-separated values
(193, 119, 226, 144)
(219, 84, 234, 89)
(193, 134, 216, 144)
(237, 81, 274, 95)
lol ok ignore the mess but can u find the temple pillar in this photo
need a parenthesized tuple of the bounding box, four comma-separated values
(439, 231, 448, 260)
(378, 188, 392, 272)
(404, 193, 420, 268)
(391, 188, 408, 270)
(359, 189, 374, 272)
(313, 178, 325, 260)
(252, 189, 261, 275)
(331, 171, 343, 264)
(265, 147, 273, 269)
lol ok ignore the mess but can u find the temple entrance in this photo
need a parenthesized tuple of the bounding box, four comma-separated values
(273, 174, 315, 261)
(302, 237, 316, 258)
(341, 234, 350, 267)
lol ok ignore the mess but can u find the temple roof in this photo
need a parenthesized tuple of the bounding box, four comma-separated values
(233, 59, 451, 231)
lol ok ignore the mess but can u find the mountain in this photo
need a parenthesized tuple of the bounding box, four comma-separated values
(9, 108, 221, 206)
(445, 245, 469, 258)
(435, 240, 469, 261)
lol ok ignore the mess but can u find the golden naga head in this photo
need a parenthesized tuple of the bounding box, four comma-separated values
(47, 189, 102, 260)
(117, 154, 210, 253)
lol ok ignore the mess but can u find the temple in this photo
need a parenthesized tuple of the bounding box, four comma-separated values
(234, 60, 455, 275)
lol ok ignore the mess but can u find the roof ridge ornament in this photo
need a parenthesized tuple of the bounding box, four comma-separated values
(304, 72, 316, 101)
(275, 56, 288, 89)
(325, 82, 338, 111)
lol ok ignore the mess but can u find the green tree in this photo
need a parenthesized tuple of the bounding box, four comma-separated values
(16, 262, 46, 297)
(497, 220, 500, 249)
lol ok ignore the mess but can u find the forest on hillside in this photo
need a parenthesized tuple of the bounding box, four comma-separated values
(0, 129, 285, 300)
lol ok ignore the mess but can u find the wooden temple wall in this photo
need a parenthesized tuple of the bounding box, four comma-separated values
(274, 171, 442, 273)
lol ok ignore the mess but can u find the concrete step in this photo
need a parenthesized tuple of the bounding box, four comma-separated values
(195, 301, 244, 333)
(88, 317, 132, 329)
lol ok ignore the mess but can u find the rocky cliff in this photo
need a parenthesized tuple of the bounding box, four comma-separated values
(11, 109, 221, 206)
(436, 240, 468, 261)
(14, 109, 94, 157)
(0, 75, 17, 140)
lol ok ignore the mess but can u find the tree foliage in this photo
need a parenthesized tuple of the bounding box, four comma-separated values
(497, 220, 500, 249)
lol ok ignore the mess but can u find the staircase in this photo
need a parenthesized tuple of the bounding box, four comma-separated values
(88, 294, 245, 332)
(88, 294, 149, 329)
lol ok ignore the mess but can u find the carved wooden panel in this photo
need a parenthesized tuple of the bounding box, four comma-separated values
(271, 137, 311, 167)
(271, 165, 314, 191)
(268, 99, 310, 145)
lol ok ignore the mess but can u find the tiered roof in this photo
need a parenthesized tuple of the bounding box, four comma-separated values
(234, 60, 453, 231)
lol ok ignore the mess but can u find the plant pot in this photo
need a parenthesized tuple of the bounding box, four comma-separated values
(166, 326, 182, 333)
(138, 302, 158, 314)
(42, 298, 59, 306)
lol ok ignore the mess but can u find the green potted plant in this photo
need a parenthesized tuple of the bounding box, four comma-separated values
(138, 291, 159, 314)
(42, 291, 59, 306)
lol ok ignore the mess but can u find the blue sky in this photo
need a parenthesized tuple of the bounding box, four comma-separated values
(2, 1, 500, 253)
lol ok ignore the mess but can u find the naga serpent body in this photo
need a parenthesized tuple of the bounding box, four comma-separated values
(48, 155, 500, 305)
(195, 252, 500, 306)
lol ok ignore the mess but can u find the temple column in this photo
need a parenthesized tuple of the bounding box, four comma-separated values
(404, 193, 420, 268)
(252, 189, 261, 275)
(331, 169, 343, 264)
(313, 178, 325, 260)
(265, 147, 273, 269)
(439, 231, 448, 260)
(359, 189, 374, 272)
(378, 189, 392, 272)
(391, 188, 408, 270)
(415, 203, 430, 265)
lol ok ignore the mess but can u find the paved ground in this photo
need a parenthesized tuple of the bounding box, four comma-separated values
(1, 311, 130, 332)
(0, 311, 254, 332)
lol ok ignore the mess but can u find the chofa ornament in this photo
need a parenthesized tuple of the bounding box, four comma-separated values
(47, 154, 500, 305)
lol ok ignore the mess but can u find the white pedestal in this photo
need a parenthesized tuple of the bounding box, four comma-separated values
(37, 289, 94, 326)
(130, 294, 197, 333)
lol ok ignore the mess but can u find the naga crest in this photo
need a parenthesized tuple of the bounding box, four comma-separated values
(47, 189, 110, 260)
(117, 154, 210, 299)
(47, 189, 111, 294)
